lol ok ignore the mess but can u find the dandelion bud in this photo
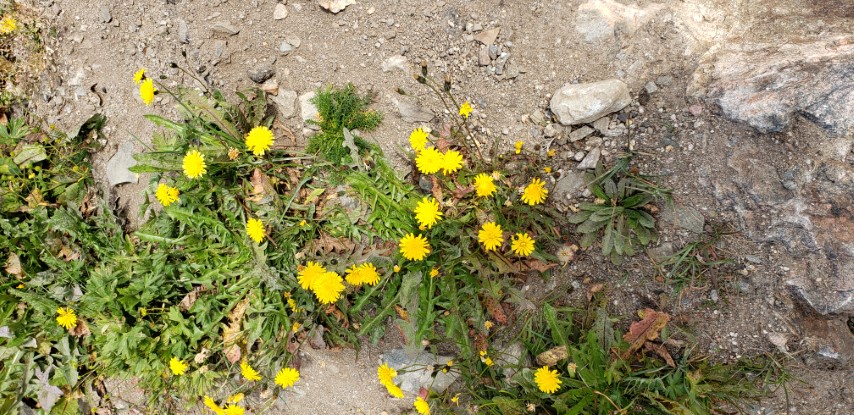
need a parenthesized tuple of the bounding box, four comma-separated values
(443, 73, 451, 92)
(420, 60, 428, 76)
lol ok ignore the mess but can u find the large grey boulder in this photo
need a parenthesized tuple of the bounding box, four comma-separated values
(550, 80, 631, 126)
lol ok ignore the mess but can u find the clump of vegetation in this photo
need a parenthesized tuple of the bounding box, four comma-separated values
(569, 157, 671, 264)
(652, 223, 736, 290)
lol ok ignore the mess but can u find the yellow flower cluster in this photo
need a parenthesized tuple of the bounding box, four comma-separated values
(377, 363, 404, 398)
(182, 149, 207, 179)
(169, 357, 188, 376)
(414, 144, 464, 176)
(246, 218, 265, 243)
(399, 233, 430, 261)
(344, 263, 381, 287)
(414, 397, 431, 415)
(240, 359, 261, 381)
(298, 261, 345, 304)
(203, 393, 247, 415)
(155, 183, 180, 207)
(0, 16, 17, 35)
(521, 178, 548, 206)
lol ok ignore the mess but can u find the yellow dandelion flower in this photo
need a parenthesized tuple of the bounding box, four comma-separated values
(56, 307, 77, 330)
(345, 264, 362, 286)
(414, 397, 431, 415)
(459, 101, 473, 119)
(478, 222, 504, 251)
(534, 366, 562, 394)
(246, 218, 265, 244)
(430, 268, 439, 278)
(155, 183, 180, 207)
(0, 17, 16, 34)
(514, 141, 523, 154)
(415, 146, 443, 175)
(377, 363, 397, 386)
(182, 149, 207, 179)
(414, 197, 443, 229)
(399, 233, 430, 261)
(298, 261, 326, 290)
(169, 357, 188, 376)
(451, 393, 460, 404)
(548, 149, 556, 157)
(312, 271, 345, 304)
(544, 166, 552, 173)
(473, 173, 497, 197)
(511, 233, 535, 257)
(358, 263, 380, 286)
(245, 126, 274, 156)
(227, 394, 244, 404)
(223, 405, 244, 415)
(409, 127, 429, 152)
(240, 360, 261, 381)
(386, 383, 405, 398)
(484, 357, 494, 367)
(393, 265, 401, 273)
(484, 320, 494, 330)
(139, 78, 156, 106)
(203, 396, 225, 415)
(441, 149, 464, 175)
(275, 367, 300, 389)
(521, 178, 548, 206)
(292, 322, 301, 332)
(133, 68, 146, 85)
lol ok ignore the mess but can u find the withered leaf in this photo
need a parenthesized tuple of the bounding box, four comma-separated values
(5, 253, 22, 277)
(179, 286, 209, 311)
(194, 347, 210, 364)
(394, 304, 409, 321)
(644, 342, 675, 367)
(431, 176, 444, 201)
(248, 168, 276, 204)
(312, 233, 355, 256)
(69, 319, 90, 337)
(58, 245, 80, 262)
(586, 283, 604, 302)
(222, 297, 250, 363)
(483, 296, 508, 325)
(536, 345, 568, 366)
(622, 308, 670, 360)
(524, 259, 558, 273)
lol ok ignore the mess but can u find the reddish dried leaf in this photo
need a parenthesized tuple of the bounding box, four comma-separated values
(222, 298, 250, 363)
(586, 283, 604, 302)
(524, 259, 558, 273)
(312, 233, 356, 256)
(645, 342, 676, 367)
(431, 176, 444, 201)
(451, 185, 474, 200)
(179, 286, 209, 311)
(483, 296, 508, 325)
(622, 308, 670, 360)
(69, 319, 90, 337)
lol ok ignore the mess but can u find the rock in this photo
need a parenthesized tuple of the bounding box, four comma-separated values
(211, 22, 240, 35)
(575, 0, 663, 43)
(554, 171, 587, 200)
(272, 90, 298, 119)
(382, 348, 458, 393)
(473, 27, 500, 45)
(105, 142, 137, 186)
(689, 35, 854, 135)
(279, 41, 294, 55)
(319, 0, 355, 14)
(393, 95, 434, 123)
(543, 123, 560, 138)
(286, 35, 302, 48)
(494, 52, 510, 76)
(381, 55, 409, 73)
(248, 66, 275, 83)
(576, 147, 601, 170)
(644, 81, 658, 94)
(550, 79, 632, 125)
(660, 204, 705, 233)
(496, 342, 528, 382)
(488, 44, 500, 60)
(274, 3, 288, 20)
(592, 117, 610, 134)
(177, 19, 189, 44)
(787, 281, 853, 316)
(646, 242, 674, 262)
(299, 92, 320, 128)
(478, 46, 490, 66)
(99, 6, 112, 23)
(569, 125, 594, 142)
(656, 75, 673, 86)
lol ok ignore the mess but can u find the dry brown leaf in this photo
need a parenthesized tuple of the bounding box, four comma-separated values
(430, 176, 444, 201)
(312, 233, 355, 256)
(79, 188, 98, 219)
(179, 286, 208, 311)
(451, 185, 473, 200)
(394, 304, 409, 321)
(536, 345, 568, 366)
(586, 283, 604, 302)
(194, 347, 210, 364)
(644, 342, 675, 367)
(483, 296, 508, 325)
(248, 168, 276, 204)
(69, 319, 90, 337)
(5, 253, 22, 277)
(524, 259, 558, 273)
(622, 308, 670, 360)
(222, 298, 250, 363)
(58, 246, 80, 262)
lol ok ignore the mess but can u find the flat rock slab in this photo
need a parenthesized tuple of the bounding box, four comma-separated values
(299, 91, 321, 130)
(550, 79, 631, 125)
(382, 348, 458, 393)
(272, 90, 298, 119)
(690, 34, 854, 135)
(660, 204, 705, 234)
(393, 95, 434, 123)
(105, 141, 137, 186)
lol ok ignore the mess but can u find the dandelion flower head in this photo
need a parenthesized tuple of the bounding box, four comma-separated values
(414, 397, 431, 415)
(312, 271, 345, 304)
(182, 149, 207, 179)
(440, 149, 464, 175)
(346, 263, 380, 287)
(414, 197, 443, 229)
(521, 178, 548, 206)
(409, 127, 429, 152)
(514, 141, 523, 154)
(415, 146, 443, 175)
(246, 218, 265, 244)
(511, 232, 535, 257)
(133, 68, 146, 85)
(473, 173, 497, 197)
(399, 233, 430, 261)
(385, 382, 404, 398)
(223, 405, 244, 415)
(240, 360, 261, 381)
(534, 366, 562, 394)
(56, 307, 77, 330)
(155, 183, 180, 207)
(203, 396, 225, 415)
(139, 78, 157, 106)
(298, 261, 326, 290)
(0, 17, 17, 34)
(245, 126, 274, 156)
(169, 357, 188, 376)
(377, 363, 397, 386)
(478, 222, 504, 251)
(275, 367, 300, 389)
(459, 101, 473, 119)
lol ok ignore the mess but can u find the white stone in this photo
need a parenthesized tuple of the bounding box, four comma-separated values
(550, 79, 631, 125)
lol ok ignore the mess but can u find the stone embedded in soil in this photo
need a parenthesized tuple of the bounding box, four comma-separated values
(689, 34, 854, 135)
(99, 6, 112, 24)
(272, 90, 298, 119)
(576, 147, 601, 170)
(247, 66, 275, 83)
(575, 0, 663, 43)
(660, 204, 705, 234)
(319, 0, 355, 14)
(550, 79, 631, 126)
(381, 348, 458, 393)
(554, 170, 587, 200)
(211, 22, 240, 36)
(177, 19, 189, 44)
(105, 141, 138, 186)
(569, 125, 594, 142)
(393, 95, 434, 123)
(274, 3, 288, 20)
(473, 27, 500, 45)
(381, 55, 409, 73)
(299, 91, 320, 130)
(279, 41, 294, 55)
